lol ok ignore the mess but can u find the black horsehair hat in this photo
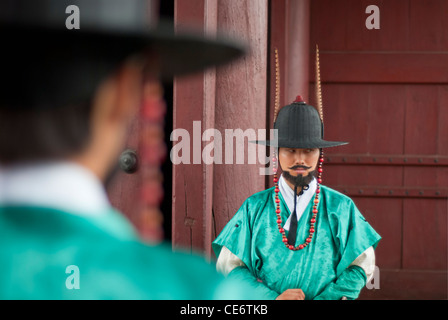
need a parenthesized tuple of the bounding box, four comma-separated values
(256, 96, 348, 149)
(0, 0, 246, 109)
(255, 47, 347, 149)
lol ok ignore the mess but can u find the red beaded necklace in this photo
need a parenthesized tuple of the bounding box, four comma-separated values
(272, 151, 324, 251)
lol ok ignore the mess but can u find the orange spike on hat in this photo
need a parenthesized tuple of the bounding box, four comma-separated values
(315, 45, 324, 123)
(273, 48, 281, 123)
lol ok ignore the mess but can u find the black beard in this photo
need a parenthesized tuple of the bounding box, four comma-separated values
(282, 169, 316, 191)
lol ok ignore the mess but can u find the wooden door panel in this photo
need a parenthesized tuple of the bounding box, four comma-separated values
(312, 0, 448, 52)
(409, 0, 448, 51)
(354, 197, 403, 269)
(404, 86, 439, 155)
(311, 0, 447, 299)
(325, 165, 403, 188)
(404, 166, 447, 188)
(402, 198, 447, 270)
(366, 85, 406, 154)
(360, 269, 447, 300)
(319, 84, 370, 153)
(438, 85, 448, 154)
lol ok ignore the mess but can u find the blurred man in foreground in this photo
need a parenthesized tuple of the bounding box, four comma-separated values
(0, 0, 258, 299)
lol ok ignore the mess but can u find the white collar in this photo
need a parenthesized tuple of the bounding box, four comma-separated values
(0, 161, 110, 215)
(278, 174, 317, 231)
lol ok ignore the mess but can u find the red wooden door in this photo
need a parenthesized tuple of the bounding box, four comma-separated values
(310, 0, 448, 299)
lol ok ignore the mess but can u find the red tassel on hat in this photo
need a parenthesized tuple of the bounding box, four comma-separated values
(293, 95, 305, 103)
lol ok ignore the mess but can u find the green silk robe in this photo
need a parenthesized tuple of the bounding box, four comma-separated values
(0, 205, 262, 300)
(212, 185, 381, 300)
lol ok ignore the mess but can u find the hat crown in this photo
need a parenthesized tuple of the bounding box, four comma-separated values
(274, 103, 323, 148)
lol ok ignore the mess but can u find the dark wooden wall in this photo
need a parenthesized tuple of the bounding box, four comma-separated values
(310, 0, 448, 300)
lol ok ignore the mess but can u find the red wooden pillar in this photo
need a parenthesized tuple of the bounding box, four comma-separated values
(173, 0, 269, 258)
(270, 0, 310, 114)
(286, 0, 310, 103)
(212, 0, 269, 257)
(172, 0, 217, 255)
(268, 0, 310, 188)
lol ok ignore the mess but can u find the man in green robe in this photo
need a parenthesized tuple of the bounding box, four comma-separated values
(0, 0, 260, 300)
(213, 96, 381, 300)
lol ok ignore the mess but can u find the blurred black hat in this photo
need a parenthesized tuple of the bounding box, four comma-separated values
(256, 96, 348, 149)
(0, 0, 246, 109)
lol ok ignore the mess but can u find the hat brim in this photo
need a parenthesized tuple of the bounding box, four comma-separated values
(1, 20, 246, 108)
(2, 20, 246, 79)
(253, 139, 348, 149)
(145, 21, 247, 79)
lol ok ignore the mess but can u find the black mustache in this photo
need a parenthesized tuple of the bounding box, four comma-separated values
(289, 165, 312, 170)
